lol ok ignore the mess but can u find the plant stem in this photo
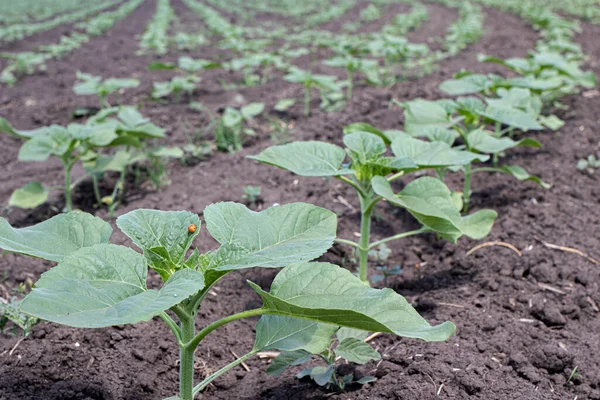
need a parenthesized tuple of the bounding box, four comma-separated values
(304, 83, 311, 117)
(333, 238, 363, 250)
(358, 194, 373, 283)
(159, 312, 182, 345)
(192, 351, 257, 396)
(463, 163, 472, 213)
(369, 228, 430, 249)
(63, 161, 74, 212)
(179, 315, 196, 400)
(186, 308, 264, 351)
(92, 175, 103, 207)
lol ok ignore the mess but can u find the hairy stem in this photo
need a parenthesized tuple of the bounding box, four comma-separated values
(369, 228, 430, 249)
(463, 163, 472, 213)
(186, 308, 265, 351)
(63, 161, 74, 212)
(333, 238, 363, 250)
(358, 195, 373, 283)
(179, 315, 196, 400)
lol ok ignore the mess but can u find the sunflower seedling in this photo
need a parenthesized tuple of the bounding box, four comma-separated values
(284, 67, 340, 116)
(215, 102, 264, 152)
(73, 71, 140, 108)
(0, 203, 455, 400)
(250, 124, 497, 283)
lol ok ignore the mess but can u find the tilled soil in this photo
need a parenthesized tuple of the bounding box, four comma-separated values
(0, 1, 599, 400)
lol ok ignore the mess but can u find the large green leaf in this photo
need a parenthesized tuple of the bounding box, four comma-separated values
(20, 244, 205, 328)
(117, 210, 201, 279)
(371, 176, 497, 242)
(343, 131, 386, 164)
(403, 99, 461, 136)
(335, 338, 380, 364)
(248, 141, 353, 177)
(466, 130, 541, 154)
(9, 182, 48, 209)
(250, 262, 455, 341)
(266, 350, 312, 376)
(254, 315, 338, 353)
(391, 135, 488, 167)
(202, 202, 337, 271)
(343, 123, 392, 144)
(18, 127, 72, 161)
(0, 212, 112, 262)
(439, 74, 496, 95)
(479, 105, 543, 131)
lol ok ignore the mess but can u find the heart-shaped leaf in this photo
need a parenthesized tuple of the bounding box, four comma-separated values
(9, 182, 48, 209)
(343, 131, 386, 164)
(250, 261, 455, 341)
(478, 105, 543, 131)
(20, 244, 205, 328)
(467, 130, 541, 154)
(249, 141, 353, 177)
(117, 210, 200, 279)
(202, 202, 336, 271)
(0, 212, 112, 262)
(403, 99, 462, 136)
(371, 176, 497, 242)
(335, 338, 380, 364)
(391, 135, 488, 167)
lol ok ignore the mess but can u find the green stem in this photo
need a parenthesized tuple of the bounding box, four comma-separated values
(92, 175, 103, 207)
(358, 194, 373, 283)
(192, 351, 257, 396)
(304, 83, 311, 117)
(179, 316, 196, 400)
(159, 312, 182, 345)
(333, 238, 363, 250)
(63, 161, 74, 212)
(471, 167, 503, 174)
(186, 308, 265, 351)
(387, 171, 405, 182)
(368, 227, 430, 249)
(336, 175, 367, 197)
(463, 163, 472, 213)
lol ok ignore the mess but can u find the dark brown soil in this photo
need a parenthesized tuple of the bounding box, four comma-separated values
(1, 1, 599, 400)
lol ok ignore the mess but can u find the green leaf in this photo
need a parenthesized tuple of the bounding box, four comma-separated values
(9, 182, 48, 209)
(18, 127, 71, 161)
(147, 61, 176, 71)
(343, 132, 386, 164)
(248, 141, 353, 177)
(501, 165, 551, 189)
(479, 105, 543, 131)
(250, 262, 455, 341)
(467, 130, 541, 154)
(336, 327, 369, 342)
(254, 315, 337, 353)
(266, 350, 312, 376)
(371, 176, 497, 242)
(335, 338, 381, 364)
(223, 107, 243, 127)
(203, 202, 336, 271)
(403, 99, 461, 136)
(439, 74, 495, 95)
(539, 115, 564, 131)
(117, 210, 201, 279)
(391, 136, 488, 167)
(20, 244, 205, 328)
(0, 212, 112, 262)
(241, 102, 265, 119)
(151, 146, 184, 159)
(274, 98, 296, 111)
(343, 123, 391, 144)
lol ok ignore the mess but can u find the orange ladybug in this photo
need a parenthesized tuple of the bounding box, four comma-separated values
(188, 224, 197, 234)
